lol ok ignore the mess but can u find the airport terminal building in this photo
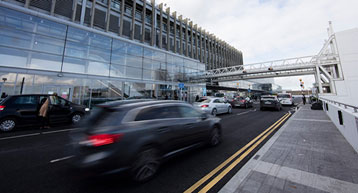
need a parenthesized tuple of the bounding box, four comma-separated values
(0, 0, 243, 107)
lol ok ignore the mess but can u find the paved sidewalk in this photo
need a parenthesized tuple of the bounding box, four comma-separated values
(219, 105, 358, 193)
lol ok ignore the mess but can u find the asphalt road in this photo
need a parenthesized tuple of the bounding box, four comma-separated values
(0, 103, 296, 193)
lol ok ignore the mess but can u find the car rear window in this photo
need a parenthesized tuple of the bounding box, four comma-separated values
(13, 96, 38, 105)
(197, 98, 211, 103)
(86, 107, 126, 131)
(278, 94, 291, 98)
(135, 106, 180, 121)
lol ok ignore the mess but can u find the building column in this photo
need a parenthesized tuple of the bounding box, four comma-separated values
(50, 0, 56, 16)
(141, 0, 146, 42)
(151, 0, 156, 46)
(80, 0, 87, 25)
(208, 34, 212, 69)
(173, 11, 177, 53)
(131, 0, 136, 40)
(105, 0, 111, 32)
(71, 0, 78, 22)
(90, 0, 96, 28)
(198, 27, 202, 62)
(184, 18, 189, 56)
(179, 15, 183, 55)
(159, 3, 163, 49)
(166, 7, 170, 51)
(189, 21, 194, 58)
(119, 0, 124, 36)
(203, 30, 207, 66)
(194, 24, 198, 60)
(25, 0, 30, 8)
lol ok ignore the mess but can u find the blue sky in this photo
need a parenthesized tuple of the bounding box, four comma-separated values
(157, 0, 358, 90)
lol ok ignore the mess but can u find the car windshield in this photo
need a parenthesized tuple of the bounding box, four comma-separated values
(197, 98, 211, 103)
(278, 94, 290, 98)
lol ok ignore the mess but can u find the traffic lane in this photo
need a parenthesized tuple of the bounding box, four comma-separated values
(0, 106, 291, 193)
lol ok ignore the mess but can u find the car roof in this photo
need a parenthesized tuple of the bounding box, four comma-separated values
(261, 95, 276, 97)
(8, 94, 51, 97)
(97, 99, 186, 109)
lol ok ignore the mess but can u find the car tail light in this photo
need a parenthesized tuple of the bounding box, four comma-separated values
(201, 104, 209, 108)
(86, 134, 123, 147)
(0, 105, 5, 111)
(240, 100, 245, 103)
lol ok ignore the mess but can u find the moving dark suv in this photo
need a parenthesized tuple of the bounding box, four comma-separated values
(0, 94, 88, 132)
(70, 100, 222, 182)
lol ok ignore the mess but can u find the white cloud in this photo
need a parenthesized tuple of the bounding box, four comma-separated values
(157, 0, 358, 90)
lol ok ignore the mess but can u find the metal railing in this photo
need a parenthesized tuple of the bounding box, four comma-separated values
(320, 97, 358, 113)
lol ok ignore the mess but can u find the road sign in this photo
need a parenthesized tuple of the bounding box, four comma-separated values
(178, 83, 184, 89)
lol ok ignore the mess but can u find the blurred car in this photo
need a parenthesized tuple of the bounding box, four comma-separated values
(277, 93, 293, 106)
(260, 95, 282, 111)
(0, 94, 88, 132)
(70, 100, 222, 182)
(228, 96, 253, 108)
(194, 97, 232, 116)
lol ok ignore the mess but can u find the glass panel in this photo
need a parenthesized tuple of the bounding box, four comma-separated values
(65, 41, 110, 62)
(143, 69, 154, 80)
(0, 46, 28, 68)
(87, 61, 110, 76)
(36, 18, 67, 39)
(62, 56, 86, 74)
(125, 66, 142, 79)
(125, 55, 142, 68)
(14, 74, 34, 95)
(153, 51, 166, 62)
(143, 48, 154, 59)
(110, 63, 125, 77)
(112, 39, 128, 54)
(111, 53, 126, 65)
(67, 26, 111, 49)
(142, 58, 152, 70)
(33, 34, 65, 55)
(0, 7, 36, 32)
(0, 28, 32, 50)
(108, 80, 123, 101)
(127, 44, 143, 56)
(29, 52, 62, 71)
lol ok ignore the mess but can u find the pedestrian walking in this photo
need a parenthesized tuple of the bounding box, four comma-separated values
(195, 95, 199, 102)
(302, 94, 306, 105)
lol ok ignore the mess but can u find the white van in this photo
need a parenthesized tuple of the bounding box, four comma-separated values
(277, 93, 293, 106)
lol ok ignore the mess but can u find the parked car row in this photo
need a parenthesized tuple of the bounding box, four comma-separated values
(0, 94, 89, 132)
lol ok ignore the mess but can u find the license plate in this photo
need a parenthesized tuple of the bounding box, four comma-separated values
(265, 102, 271, 104)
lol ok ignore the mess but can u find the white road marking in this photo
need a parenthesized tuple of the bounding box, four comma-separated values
(42, 128, 75, 134)
(236, 109, 256, 116)
(0, 133, 41, 141)
(50, 155, 74, 163)
(0, 128, 77, 141)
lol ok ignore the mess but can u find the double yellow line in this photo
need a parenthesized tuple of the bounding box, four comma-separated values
(184, 112, 291, 193)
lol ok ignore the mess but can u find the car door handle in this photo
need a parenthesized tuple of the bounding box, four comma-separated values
(157, 127, 169, 133)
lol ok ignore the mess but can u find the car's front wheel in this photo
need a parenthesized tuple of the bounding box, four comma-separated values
(0, 117, 17, 132)
(227, 106, 232, 114)
(71, 113, 82, 124)
(212, 108, 217, 116)
(130, 148, 160, 182)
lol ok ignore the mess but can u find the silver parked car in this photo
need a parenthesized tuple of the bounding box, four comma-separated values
(194, 97, 232, 116)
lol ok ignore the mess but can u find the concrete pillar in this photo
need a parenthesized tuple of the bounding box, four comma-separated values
(131, 0, 136, 40)
(184, 18, 188, 56)
(179, 15, 183, 55)
(105, 0, 111, 32)
(194, 24, 198, 60)
(151, 0, 155, 46)
(141, 0, 146, 42)
(80, 0, 87, 25)
(198, 27, 202, 62)
(166, 7, 170, 51)
(203, 30, 207, 66)
(25, 0, 30, 8)
(119, 0, 124, 36)
(172, 11, 177, 53)
(189, 21, 194, 58)
(159, 3, 163, 49)
(90, 0, 96, 28)
(50, 0, 56, 16)
(72, 0, 78, 22)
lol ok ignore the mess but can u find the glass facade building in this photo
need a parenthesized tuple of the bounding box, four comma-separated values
(0, 0, 242, 108)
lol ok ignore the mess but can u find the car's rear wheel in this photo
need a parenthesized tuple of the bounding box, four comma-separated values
(0, 117, 16, 132)
(130, 148, 160, 182)
(227, 107, 232, 114)
(71, 113, 82, 124)
(260, 107, 264, 111)
(212, 108, 217, 116)
(209, 126, 221, 146)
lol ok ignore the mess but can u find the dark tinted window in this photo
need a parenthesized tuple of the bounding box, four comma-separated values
(135, 106, 180, 121)
(178, 106, 202, 118)
(13, 96, 38, 105)
(87, 107, 126, 131)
